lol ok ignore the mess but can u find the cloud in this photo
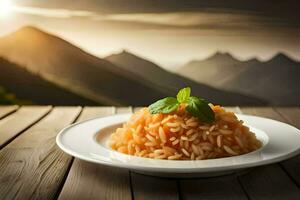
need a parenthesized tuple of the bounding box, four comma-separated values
(12, 6, 95, 18)
(11, 5, 300, 31)
(8, 1, 300, 35)
(16, 0, 300, 19)
(100, 12, 266, 27)
(14, 0, 300, 31)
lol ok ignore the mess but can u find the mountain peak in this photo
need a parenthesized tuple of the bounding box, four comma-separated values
(270, 52, 294, 63)
(119, 49, 134, 56)
(205, 51, 239, 64)
(2, 26, 52, 42)
(213, 51, 233, 57)
(266, 52, 296, 63)
(107, 49, 141, 60)
(213, 51, 232, 57)
(19, 25, 40, 31)
(244, 57, 261, 65)
(14, 26, 45, 35)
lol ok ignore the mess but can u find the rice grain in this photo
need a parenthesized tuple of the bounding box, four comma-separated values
(109, 106, 262, 160)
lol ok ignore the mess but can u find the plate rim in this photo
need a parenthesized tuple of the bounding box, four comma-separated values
(56, 113, 300, 173)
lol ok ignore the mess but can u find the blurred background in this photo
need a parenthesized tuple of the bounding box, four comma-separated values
(0, 0, 299, 106)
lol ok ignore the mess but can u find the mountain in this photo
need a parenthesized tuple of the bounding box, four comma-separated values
(0, 26, 168, 106)
(0, 57, 98, 105)
(222, 53, 300, 105)
(178, 52, 300, 105)
(105, 50, 267, 105)
(178, 52, 256, 87)
(0, 85, 32, 105)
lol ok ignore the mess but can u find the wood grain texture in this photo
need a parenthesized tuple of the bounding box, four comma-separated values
(0, 105, 19, 119)
(1, 106, 299, 200)
(0, 107, 81, 200)
(0, 106, 52, 148)
(180, 175, 248, 200)
(174, 106, 247, 200)
(274, 107, 300, 187)
(131, 173, 179, 200)
(238, 107, 300, 200)
(238, 164, 300, 200)
(76, 106, 114, 122)
(131, 107, 179, 200)
(58, 107, 132, 200)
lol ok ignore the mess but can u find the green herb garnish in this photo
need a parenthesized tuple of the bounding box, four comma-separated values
(186, 96, 215, 123)
(177, 87, 191, 103)
(149, 87, 215, 123)
(148, 97, 179, 114)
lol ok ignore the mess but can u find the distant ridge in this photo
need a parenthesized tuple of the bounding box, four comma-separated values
(106, 50, 267, 105)
(204, 52, 240, 64)
(0, 26, 270, 106)
(0, 26, 169, 106)
(178, 52, 300, 105)
(0, 57, 98, 105)
(265, 52, 297, 64)
(178, 52, 252, 87)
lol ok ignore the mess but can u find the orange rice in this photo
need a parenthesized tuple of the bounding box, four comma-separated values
(109, 105, 262, 160)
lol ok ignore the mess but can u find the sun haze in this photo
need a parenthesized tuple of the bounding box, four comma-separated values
(0, 0, 300, 68)
(0, 0, 14, 18)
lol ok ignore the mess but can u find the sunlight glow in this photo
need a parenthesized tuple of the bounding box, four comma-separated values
(0, 0, 14, 18)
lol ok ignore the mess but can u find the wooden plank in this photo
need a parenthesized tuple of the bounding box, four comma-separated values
(237, 107, 300, 200)
(239, 107, 285, 121)
(239, 164, 300, 200)
(275, 107, 300, 124)
(58, 107, 132, 200)
(76, 106, 114, 122)
(0, 107, 81, 200)
(131, 173, 179, 200)
(117, 106, 133, 114)
(133, 107, 143, 112)
(131, 106, 245, 200)
(130, 107, 179, 200)
(174, 106, 247, 200)
(224, 106, 242, 113)
(274, 107, 300, 186)
(0, 105, 19, 119)
(0, 106, 52, 148)
(180, 175, 248, 200)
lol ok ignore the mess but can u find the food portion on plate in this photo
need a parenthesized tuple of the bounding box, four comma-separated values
(109, 87, 262, 160)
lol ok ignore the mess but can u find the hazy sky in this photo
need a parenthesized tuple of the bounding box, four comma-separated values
(1, 0, 300, 69)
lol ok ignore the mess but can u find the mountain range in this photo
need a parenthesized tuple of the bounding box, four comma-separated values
(0, 26, 168, 106)
(179, 52, 300, 105)
(0, 57, 97, 105)
(0, 26, 267, 106)
(105, 50, 266, 105)
(178, 52, 257, 87)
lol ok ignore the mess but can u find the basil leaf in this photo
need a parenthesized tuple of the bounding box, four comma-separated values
(149, 97, 179, 114)
(177, 87, 191, 103)
(186, 96, 215, 123)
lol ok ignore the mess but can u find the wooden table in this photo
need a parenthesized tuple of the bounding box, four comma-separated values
(0, 106, 299, 200)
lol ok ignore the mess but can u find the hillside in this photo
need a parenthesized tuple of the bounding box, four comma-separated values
(178, 52, 258, 87)
(0, 26, 168, 106)
(106, 51, 267, 105)
(0, 85, 32, 105)
(223, 53, 300, 105)
(178, 52, 300, 105)
(0, 57, 98, 105)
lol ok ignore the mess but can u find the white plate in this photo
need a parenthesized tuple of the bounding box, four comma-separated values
(56, 114, 300, 178)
